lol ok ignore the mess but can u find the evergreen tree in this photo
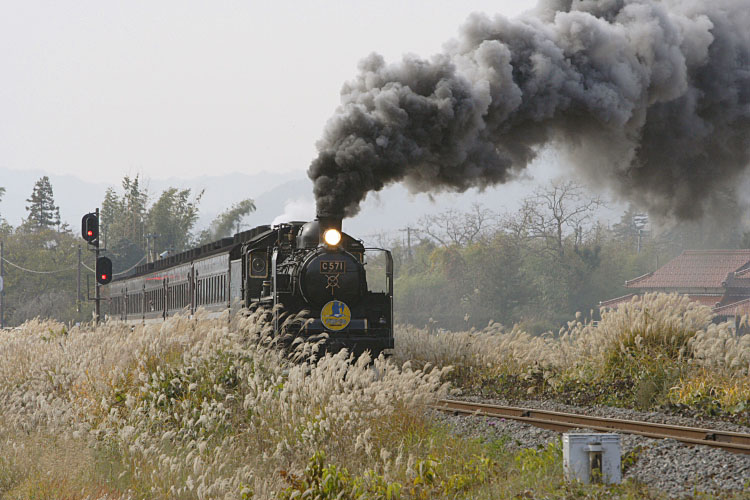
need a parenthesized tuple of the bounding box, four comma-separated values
(24, 176, 61, 232)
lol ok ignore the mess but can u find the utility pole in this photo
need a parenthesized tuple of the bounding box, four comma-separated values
(637, 229, 642, 254)
(77, 245, 81, 313)
(633, 214, 648, 255)
(1, 240, 4, 329)
(399, 226, 414, 261)
(145, 233, 160, 263)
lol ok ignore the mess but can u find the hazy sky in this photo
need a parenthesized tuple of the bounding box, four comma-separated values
(1, 1, 529, 184)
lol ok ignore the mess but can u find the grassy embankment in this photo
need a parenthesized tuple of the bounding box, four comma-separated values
(0, 293, 746, 498)
(396, 293, 750, 422)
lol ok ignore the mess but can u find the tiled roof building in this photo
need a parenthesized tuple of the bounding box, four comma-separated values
(602, 250, 750, 331)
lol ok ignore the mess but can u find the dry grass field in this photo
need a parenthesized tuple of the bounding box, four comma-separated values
(395, 293, 750, 416)
(0, 293, 747, 498)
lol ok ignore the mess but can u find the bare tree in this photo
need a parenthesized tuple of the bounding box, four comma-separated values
(518, 180, 604, 256)
(418, 203, 497, 247)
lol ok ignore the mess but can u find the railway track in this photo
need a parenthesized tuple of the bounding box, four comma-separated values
(433, 399, 750, 454)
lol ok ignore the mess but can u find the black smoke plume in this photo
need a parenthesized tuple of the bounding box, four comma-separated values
(308, 0, 750, 219)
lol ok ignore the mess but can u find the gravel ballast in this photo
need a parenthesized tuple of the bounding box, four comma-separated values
(432, 397, 750, 498)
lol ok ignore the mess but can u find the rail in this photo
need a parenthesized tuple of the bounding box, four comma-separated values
(433, 399, 750, 454)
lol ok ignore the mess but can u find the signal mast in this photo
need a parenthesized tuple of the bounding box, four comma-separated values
(81, 209, 112, 323)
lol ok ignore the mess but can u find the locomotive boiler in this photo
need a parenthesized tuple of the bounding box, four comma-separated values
(102, 216, 394, 357)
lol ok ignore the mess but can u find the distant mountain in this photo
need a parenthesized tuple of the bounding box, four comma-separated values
(0, 166, 107, 228)
(0, 166, 301, 229)
(0, 164, 617, 243)
(239, 174, 552, 241)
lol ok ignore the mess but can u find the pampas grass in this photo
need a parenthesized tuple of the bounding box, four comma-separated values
(0, 309, 449, 498)
(394, 293, 749, 410)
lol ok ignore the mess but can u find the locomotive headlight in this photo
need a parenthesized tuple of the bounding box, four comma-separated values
(323, 228, 342, 246)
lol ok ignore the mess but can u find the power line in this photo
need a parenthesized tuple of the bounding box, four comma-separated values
(82, 254, 147, 276)
(1, 253, 145, 277)
(114, 255, 147, 276)
(0, 257, 76, 274)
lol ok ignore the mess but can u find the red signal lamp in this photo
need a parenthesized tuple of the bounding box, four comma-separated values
(82, 213, 99, 244)
(96, 257, 112, 285)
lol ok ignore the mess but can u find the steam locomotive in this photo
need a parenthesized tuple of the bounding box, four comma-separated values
(102, 216, 394, 356)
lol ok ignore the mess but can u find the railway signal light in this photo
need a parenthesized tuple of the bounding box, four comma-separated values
(96, 256, 112, 285)
(82, 213, 99, 244)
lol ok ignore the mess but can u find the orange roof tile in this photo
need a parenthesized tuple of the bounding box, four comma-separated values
(625, 250, 750, 289)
